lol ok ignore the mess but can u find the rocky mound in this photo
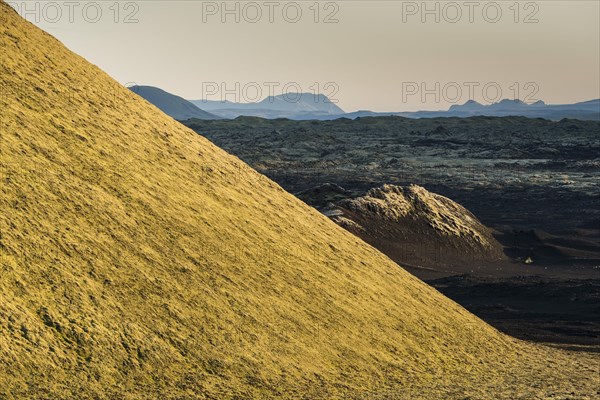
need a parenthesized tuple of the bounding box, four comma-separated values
(332, 184, 505, 275)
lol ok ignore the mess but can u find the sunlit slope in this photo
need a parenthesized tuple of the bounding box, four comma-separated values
(0, 3, 598, 399)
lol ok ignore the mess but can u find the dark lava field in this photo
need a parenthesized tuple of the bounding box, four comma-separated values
(184, 116, 600, 349)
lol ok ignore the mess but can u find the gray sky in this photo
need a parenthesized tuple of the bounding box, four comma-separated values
(10, 0, 600, 111)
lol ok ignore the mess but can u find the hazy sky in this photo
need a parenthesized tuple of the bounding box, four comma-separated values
(9, 0, 600, 111)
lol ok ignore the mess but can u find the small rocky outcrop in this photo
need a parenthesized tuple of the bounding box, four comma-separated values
(338, 184, 496, 249)
(328, 184, 505, 274)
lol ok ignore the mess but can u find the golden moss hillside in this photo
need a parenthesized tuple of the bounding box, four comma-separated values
(0, 3, 598, 399)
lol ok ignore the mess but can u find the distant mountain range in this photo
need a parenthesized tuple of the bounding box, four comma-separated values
(332, 99, 600, 121)
(445, 98, 600, 119)
(129, 85, 220, 120)
(132, 85, 599, 121)
(190, 93, 345, 119)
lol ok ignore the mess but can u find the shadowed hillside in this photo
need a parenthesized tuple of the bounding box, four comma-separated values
(129, 85, 219, 120)
(0, 3, 598, 399)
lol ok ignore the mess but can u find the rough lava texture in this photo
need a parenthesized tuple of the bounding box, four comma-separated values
(0, 3, 598, 399)
(328, 185, 505, 275)
(339, 184, 498, 249)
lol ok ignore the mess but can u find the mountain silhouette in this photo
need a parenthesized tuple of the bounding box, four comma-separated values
(191, 92, 344, 119)
(130, 85, 219, 120)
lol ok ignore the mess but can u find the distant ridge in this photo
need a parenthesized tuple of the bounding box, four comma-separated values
(415, 98, 600, 120)
(448, 99, 484, 111)
(129, 85, 220, 120)
(186, 91, 599, 121)
(225, 98, 600, 121)
(191, 92, 344, 119)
